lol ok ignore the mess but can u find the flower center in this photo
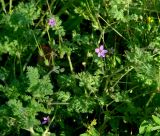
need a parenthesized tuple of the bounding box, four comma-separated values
(99, 49, 102, 53)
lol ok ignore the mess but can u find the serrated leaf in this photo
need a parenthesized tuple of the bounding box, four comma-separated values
(27, 66, 39, 85)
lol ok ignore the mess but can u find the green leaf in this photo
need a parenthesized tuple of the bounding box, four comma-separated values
(27, 66, 39, 85)
(152, 115, 160, 125)
(139, 120, 148, 134)
(27, 66, 53, 98)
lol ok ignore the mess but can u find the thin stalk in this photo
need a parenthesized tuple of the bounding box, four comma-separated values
(104, 66, 126, 91)
(126, 0, 132, 42)
(19, 56, 23, 76)
(9, 0, 12, 13)
(40, 26, 48, 38)
(58, 33, 63, 49)
(36, 0, 55, 29)
(33, 31, 49, 65)
(129, 7, 160, 13)
(98, 29, 105, 45)
(47, 29, 51, 43)
(98, 15, 127, 41)
(67, 54, 74, 74)
(101, 58, 105, 75)
(51, 102, 69, 105)
(145, 92, 156, 107)
(46, 0, 52, 14)
(13, 56, 16, 79)
(23, 48, 36, 71)
(86, 0, 102, 30)
(112, 66, 134, 88)
(49, 0, 56, 12)
(42, 107, 57, 136)
(110, 88, 155, 115)
(33, 32, 40, 48)
(36, 11, 47, 28)
(50, 52, 55, 67)
(103, 66, 125, 78)
(1, 0, 6, 13)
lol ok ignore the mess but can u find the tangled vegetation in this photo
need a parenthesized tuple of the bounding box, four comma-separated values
(0, 0, 160, 135)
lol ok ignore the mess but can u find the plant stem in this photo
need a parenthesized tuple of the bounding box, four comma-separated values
(1, 0, 6, 13)
(19, 56, 23, 76)
(67, 54, 74, 74)
(9, 0, 12, 13)
(23, 50, 35, 71)
(13, 56, 16, 79)
(112, 66, 134, 88)
(146, 92, 156, 107)
(46, 0, 52, 14)
(47, 29, 51, 43)
(29, 127, 35, 135)
(51, 102, 69, 105)
(42, 107, 57, 136)
(98, 15, 127, 41)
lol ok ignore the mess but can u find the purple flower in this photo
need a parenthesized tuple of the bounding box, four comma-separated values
(48, 18, 56, 27)
(95, 45, 108, 57)
(41, 116, 50, 125)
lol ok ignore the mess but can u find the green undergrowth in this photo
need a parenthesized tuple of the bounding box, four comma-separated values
(0, 0, 160, 135)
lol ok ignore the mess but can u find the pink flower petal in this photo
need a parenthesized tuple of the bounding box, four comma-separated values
(41, 120, 48, 124)
(98, 53, 101, 57)
(102, 50, 108, 54)
(101, 53, 106, 57)
(95, 48, 100, 53)
(99, 45, 104, 50)
(43, 117, 48, 120)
